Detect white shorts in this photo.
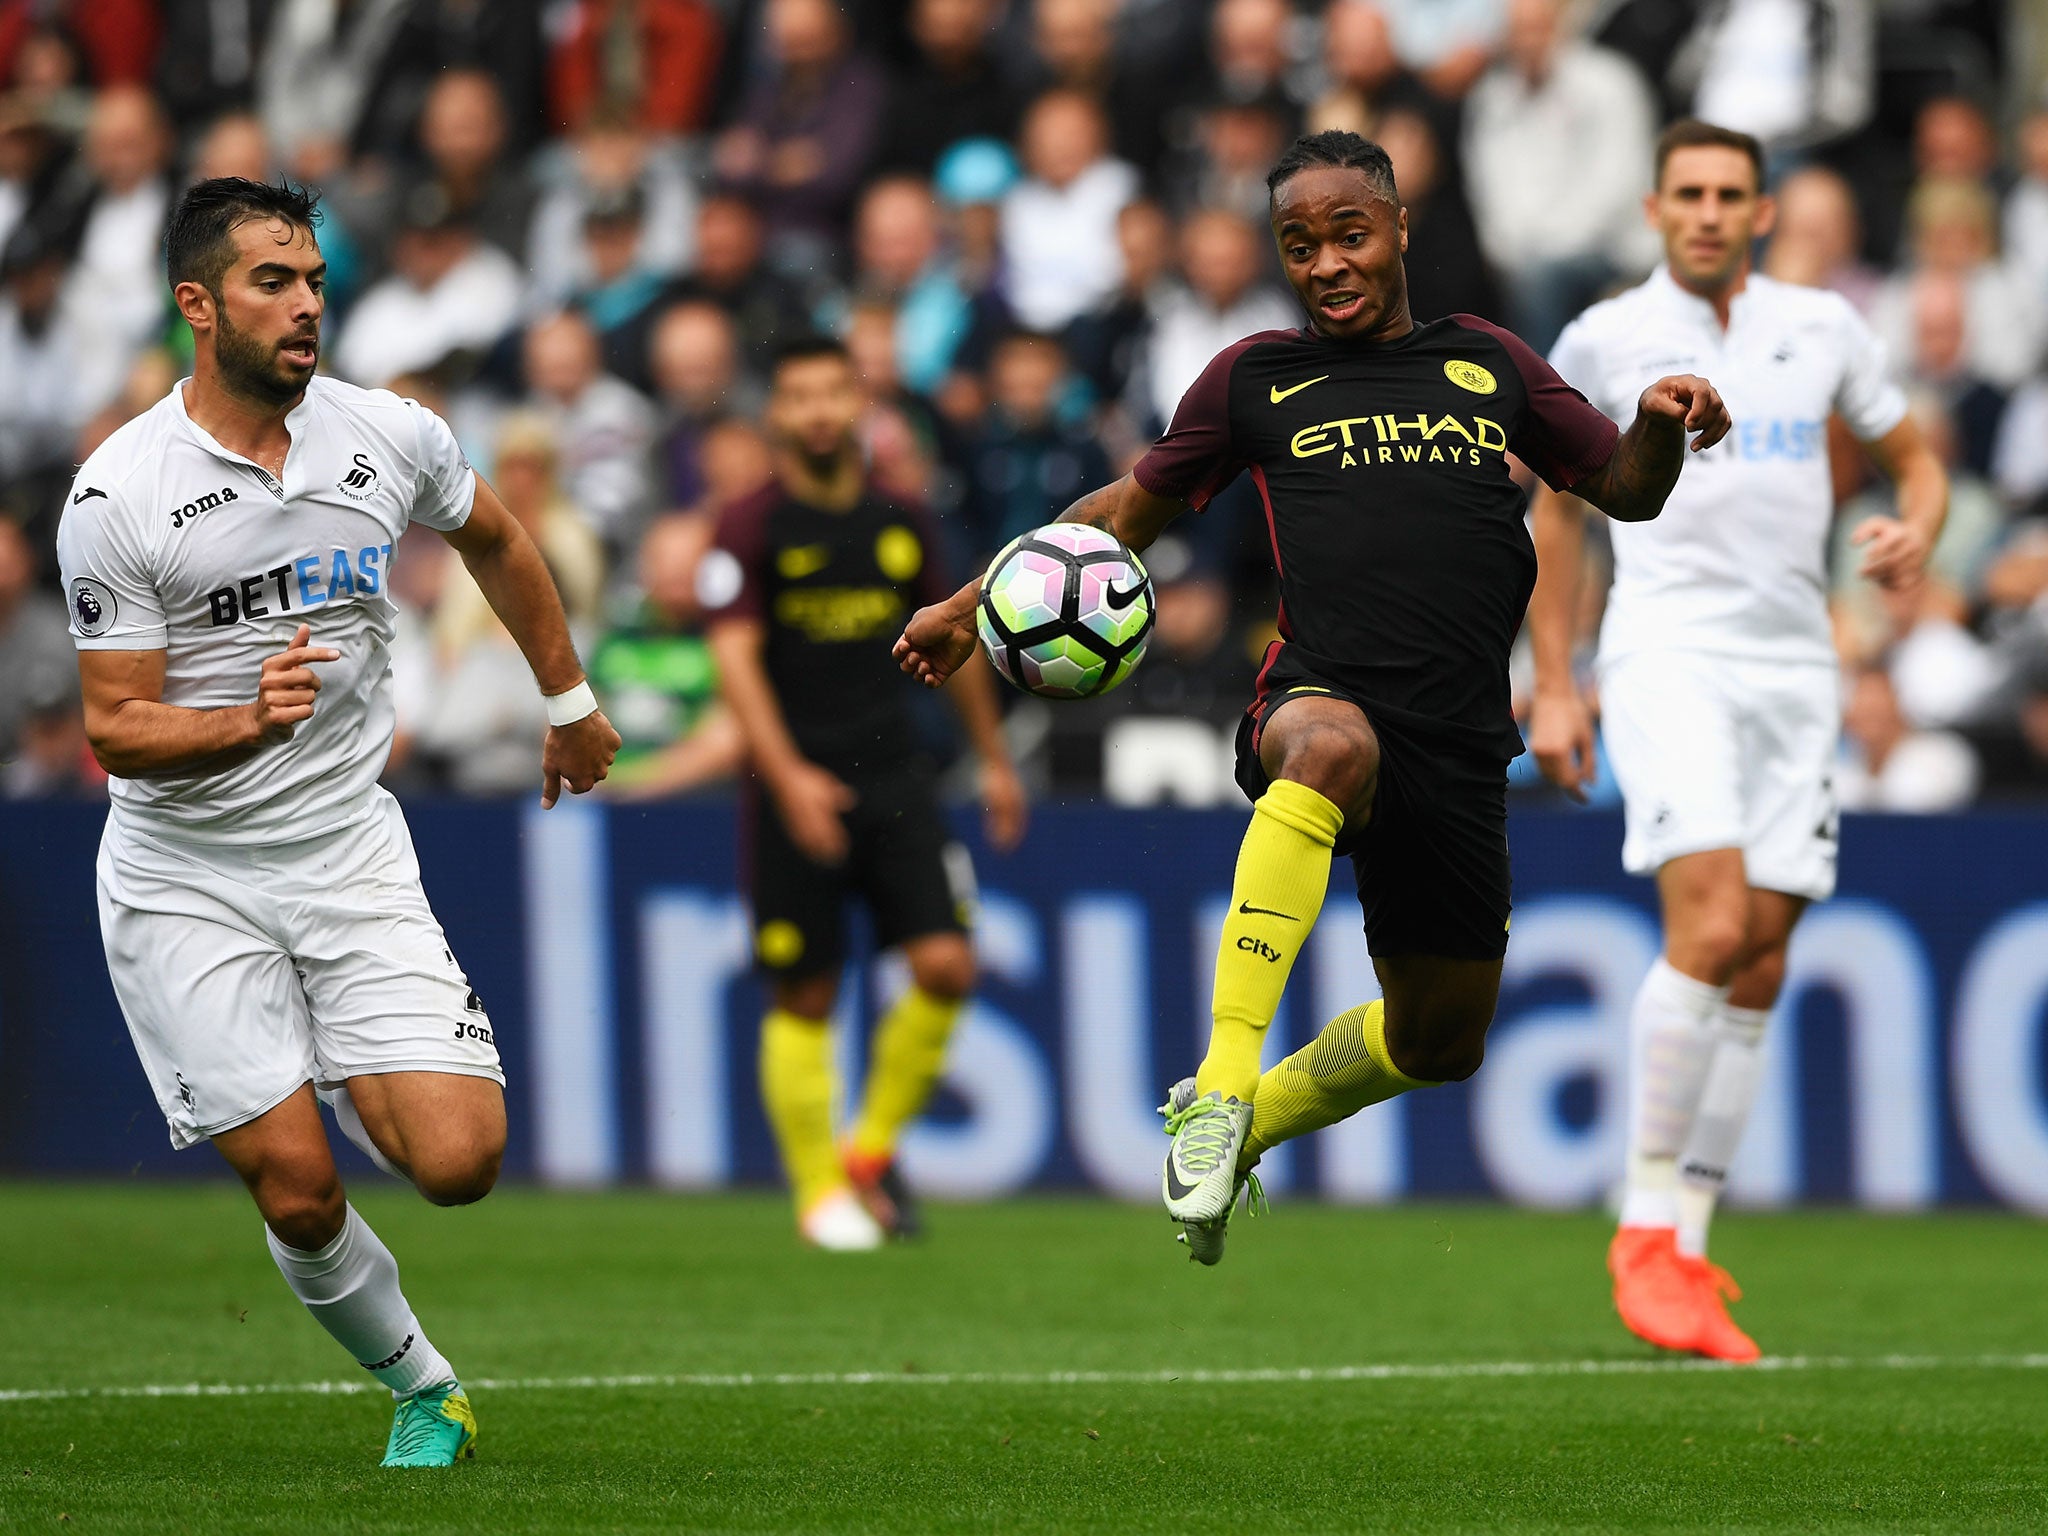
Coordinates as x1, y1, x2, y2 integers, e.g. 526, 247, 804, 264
96, 789, 504, 1150
1598, 651, 1841, 901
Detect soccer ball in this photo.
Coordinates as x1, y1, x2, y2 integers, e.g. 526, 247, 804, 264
976, 523, 1155, 699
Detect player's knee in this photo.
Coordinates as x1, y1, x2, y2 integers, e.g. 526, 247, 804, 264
259, 1168, 346, 1250
1735, 941, 1789, 1005
1384, 1007, 1491, 1083
908, 939, 975, 1000
412, 1146, 501, 1207
1667, 905, 1749, 983
1273, 722, 1379, 820
775, 973, 838, 1021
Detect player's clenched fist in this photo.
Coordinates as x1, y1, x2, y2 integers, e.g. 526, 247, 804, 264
250, 623, 340, 744
1639, 374, 1732, 452
541, 710, 623, 809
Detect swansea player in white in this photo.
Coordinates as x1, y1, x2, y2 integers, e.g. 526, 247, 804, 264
1529, 122, 1947, 1361
57, 179, 620, 1464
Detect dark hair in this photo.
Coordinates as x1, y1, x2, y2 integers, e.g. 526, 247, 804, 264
164, 177, 322, 297
1265, 130, 1399, 208
1653, 119, 1766, 192
770, 334, 854, 376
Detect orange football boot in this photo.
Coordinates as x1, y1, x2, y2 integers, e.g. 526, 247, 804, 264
1608, 1226, 1701, 1352
1682, 1256, 1761, 1363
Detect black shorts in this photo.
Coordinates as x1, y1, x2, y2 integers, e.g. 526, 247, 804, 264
1234, 649, 1512, 961
745, 764, 974, 980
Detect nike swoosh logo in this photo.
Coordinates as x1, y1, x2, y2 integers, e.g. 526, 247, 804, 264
1105, 580, 1146, 610
1238, 900, 1299, 921
1164, 1162, 1201, 1202
72, 487, 106, 504
1269, 375, 1329, 404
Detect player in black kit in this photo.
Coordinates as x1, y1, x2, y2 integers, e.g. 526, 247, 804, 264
704, 337, 1025, 1250
895, 131, 1731, 1264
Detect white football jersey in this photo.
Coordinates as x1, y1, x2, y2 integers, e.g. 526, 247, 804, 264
1550, 266, 1907, 665
56, 376, 475, 843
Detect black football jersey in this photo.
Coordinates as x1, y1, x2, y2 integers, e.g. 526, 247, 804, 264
1134, 315, 1619, 758
705, 482, 951, 775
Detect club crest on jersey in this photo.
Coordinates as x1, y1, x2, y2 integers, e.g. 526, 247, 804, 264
337, 452, 379, 501
1444, 359, 1497, 394
70, 577, 118, 636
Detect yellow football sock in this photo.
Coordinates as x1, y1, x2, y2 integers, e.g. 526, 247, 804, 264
759, 1009, 844, 1214
1245, 1000, 1436, 1160
850, 984, 964, 1161
1195, 779, 1346, 1102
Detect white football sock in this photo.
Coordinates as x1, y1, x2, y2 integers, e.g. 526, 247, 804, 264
1618, 958, 1729, 1230
267, 1204, 453, 1398
1676, 1003, 1770, 1258
317, 1086, 407, 1183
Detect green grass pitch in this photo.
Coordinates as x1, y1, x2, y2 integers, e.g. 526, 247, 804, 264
2, 1183, 2044, 1533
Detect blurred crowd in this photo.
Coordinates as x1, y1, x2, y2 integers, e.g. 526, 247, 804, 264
0, 0, 2043, 811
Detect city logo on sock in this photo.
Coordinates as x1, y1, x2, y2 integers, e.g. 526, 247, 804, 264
1236, 935, 1284, 963
1681, 1158, 1728, 1186
1237, 900, 1298, 921
361, 1334, 415, 1372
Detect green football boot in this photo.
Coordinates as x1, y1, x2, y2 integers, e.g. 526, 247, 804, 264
380, 1381, 477, 1468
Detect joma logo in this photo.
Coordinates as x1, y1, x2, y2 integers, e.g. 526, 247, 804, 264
169, 486, 237, 530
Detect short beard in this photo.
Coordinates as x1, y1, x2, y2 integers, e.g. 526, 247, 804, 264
793, 438, 855, 481
214, 303, 306, 407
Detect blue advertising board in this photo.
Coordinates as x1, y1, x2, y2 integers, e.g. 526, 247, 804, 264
3, 799, 2046, 1210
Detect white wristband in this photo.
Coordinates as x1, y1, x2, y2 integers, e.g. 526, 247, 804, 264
544, 680, 599, 728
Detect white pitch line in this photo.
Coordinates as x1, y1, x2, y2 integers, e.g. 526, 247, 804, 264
4, 1353, 2047, 1406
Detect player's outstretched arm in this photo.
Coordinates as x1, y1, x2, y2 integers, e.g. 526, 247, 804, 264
441, 476, 621, 808
1851, 416, 1949, 591
1573, 374, 1732, 523
708, 616, 856, 864
893, 474, 1186, 689
1525, 485, 1599, 802
79, 624, 340, 778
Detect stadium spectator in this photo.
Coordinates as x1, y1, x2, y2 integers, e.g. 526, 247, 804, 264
0, 228, 88, 513
1463, 0, 1659, 352
1678, 0, 1875, 153
1914, 94, 2000, 190
548, 0, 723, 136
561, 180, 674, 385
648, 300, 744, 513
0, 514, 72, 765
1141, 208, 1296, 435
59, 85, 174, 419
333, 184, 522, 388
657, 192, 812, 377
1379, 0, 1504, 98
520, 309, 658, 550
0, 1, 159, 91
1837, 663, 1980, 811
844, 297, 948, 505
1000, 89, 1138, 333
848, 175, 978, 397
963, 330, 1110, 555
155, 1, 275, 131
875, 0, 1021, 176
527, 117, 695, 314
591, 511, 743, 799
1168, 94, 1296, 225
1306, 2, 1446, 137
188, 111, 275, 183
2003, 107, 2048, 302
364, 0, 550, 160
1375, 106, 1497, 323
1017, 0, 1176, 179
407, 69, 534, 265
712, 0, 886, 257
419, 412, 608, 793
1761, 165, 1883, 313
1207, 0, 1302, 110
255, 0, 417, 179
1066, 197, 1175, 409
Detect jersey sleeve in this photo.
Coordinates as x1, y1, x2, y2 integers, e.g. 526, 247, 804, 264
697, 489, 773, 624
405, 397, 477, 531
1132, 335, 1262, 510
56, 479, 168, 651
1829, 297, 1910, 443
1455, 314, 1620, 491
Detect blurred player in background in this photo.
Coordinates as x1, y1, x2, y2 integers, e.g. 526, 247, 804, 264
56, 179, 619, 1464
1530, 121, 1947, 1360
701, 338, 1026, 1251
897, 130, 1728, 1265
